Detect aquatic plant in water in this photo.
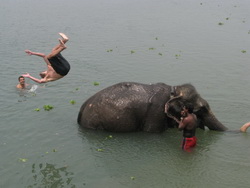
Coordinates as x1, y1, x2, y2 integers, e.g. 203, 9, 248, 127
19, 158, 28, 162
93, 82, 100, 86
70, 100, 76, 105
43, 105, 54, 111
175, 54, 181, 59
105, 135, 113, 140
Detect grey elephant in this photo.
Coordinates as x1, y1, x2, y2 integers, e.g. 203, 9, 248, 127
77, 82, 228, 132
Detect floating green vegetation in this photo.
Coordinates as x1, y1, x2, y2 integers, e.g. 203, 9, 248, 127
218, 22, 224, 25
70, 100, 76, 105
149, 47, 155, 50
241, 50, 246, 53
34, 108, 40, 112
225, 17, 229, 20
175, 54, 181, 59
131, 50, 135, 54
19, 158, 28, 162
107, 49, 113, 52
71, 87, 80, 93
105, 135, 113, 140
158, 53, 163, 56
155, 37, 158, 40
248, 30, 250, 34
97, 149, 104, 152
93, 81, 100, 86
43, 105, 54, 111
130, 177, 135, 180
108, 135, 113, 139
52, 149, 57, 152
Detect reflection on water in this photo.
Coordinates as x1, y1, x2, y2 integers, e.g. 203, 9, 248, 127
27, 163, 76, 188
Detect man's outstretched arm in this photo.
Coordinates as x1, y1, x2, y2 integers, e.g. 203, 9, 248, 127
25, 50, 46, 57
22, 73, 47, 83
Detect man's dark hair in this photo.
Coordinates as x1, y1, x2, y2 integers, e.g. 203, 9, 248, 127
183, 103, 194, 113
18, 76, 24, 81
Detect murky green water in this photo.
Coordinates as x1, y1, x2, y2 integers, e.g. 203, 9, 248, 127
1, 0, 250, 187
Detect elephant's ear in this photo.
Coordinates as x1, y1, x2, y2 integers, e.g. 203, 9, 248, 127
194, 98, 210, 114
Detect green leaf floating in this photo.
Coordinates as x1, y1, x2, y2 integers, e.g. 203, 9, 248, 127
19, 158, 28, 162
43, 105, 54, 111
93, 82, 100, 86
70, 100, 76, 105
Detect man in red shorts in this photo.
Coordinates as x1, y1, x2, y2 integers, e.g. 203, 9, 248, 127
178, 103, 197, 151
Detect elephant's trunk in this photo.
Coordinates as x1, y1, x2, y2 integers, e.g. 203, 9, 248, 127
201, 110, 228, 131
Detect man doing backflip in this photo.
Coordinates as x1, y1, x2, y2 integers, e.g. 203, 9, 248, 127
22, 33, 70, 83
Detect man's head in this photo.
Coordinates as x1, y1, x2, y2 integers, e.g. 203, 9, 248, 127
18, 76, 25, 84
39, 72, 46, 78
182, 103, 194, 114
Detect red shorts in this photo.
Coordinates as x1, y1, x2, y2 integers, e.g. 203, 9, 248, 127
182, 136, 197, 151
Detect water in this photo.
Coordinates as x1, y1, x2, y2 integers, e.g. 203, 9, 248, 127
1, 0, 250, 187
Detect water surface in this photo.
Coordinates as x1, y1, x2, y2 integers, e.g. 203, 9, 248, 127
1, 0, 250, 187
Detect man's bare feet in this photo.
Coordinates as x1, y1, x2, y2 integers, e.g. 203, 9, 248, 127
58, 39, 67, 49
59, 33, 69, 43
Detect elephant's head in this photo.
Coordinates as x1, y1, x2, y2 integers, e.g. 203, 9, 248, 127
165, 84, 228, 131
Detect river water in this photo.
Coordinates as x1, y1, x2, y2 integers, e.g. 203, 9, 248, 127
1, 0, 250, 187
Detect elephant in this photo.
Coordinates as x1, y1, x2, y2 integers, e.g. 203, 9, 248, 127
77, 82, 228, 132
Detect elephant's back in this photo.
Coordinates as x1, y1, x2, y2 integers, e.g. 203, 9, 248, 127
99, 82, 171, 94
79, 81, 171, 113
95, 82, 171, 102
78, 82, 172, 131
